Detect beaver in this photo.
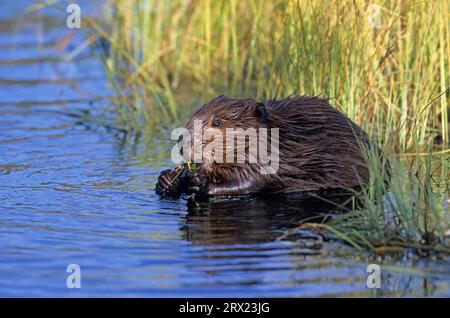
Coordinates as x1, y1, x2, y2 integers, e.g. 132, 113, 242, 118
156, 95, 378, 198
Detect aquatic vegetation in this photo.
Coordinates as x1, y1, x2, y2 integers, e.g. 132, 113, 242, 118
92, 0, 448, 151
90, 0, 450, 253
302, 148, 450, 254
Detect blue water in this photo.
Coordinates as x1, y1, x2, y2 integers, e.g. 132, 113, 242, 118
0, 1, 449, 297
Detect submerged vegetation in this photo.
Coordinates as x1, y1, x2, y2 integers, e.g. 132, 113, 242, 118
88, 0, 450, 253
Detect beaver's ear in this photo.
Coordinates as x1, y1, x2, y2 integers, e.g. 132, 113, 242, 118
254, 102, 268, 123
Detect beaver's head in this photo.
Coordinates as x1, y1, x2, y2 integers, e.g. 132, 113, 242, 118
183, 95, 268, 166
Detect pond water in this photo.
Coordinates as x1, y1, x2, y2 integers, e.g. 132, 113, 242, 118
0, 1, 449, 297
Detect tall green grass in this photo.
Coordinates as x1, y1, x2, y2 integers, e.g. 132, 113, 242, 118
90, 0, 450, 252
311, 146, 449, 254
92, 0, 449, 152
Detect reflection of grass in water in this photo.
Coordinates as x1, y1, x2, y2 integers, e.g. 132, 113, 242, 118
89, 1, 449, 253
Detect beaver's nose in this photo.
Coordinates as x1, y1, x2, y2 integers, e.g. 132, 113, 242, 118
180, 148, 194, 162
177, 139, 194, 162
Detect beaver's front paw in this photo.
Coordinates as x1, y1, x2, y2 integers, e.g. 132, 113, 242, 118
186, 172, 208, 196
155, 168, 182, 197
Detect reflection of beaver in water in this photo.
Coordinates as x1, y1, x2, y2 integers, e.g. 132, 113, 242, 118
182, 195, 338, 245
156, 95, 380, 198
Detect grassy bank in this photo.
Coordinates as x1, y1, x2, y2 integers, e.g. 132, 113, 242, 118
298, 150, 449, 254
92, 0, 449, 150
89, 0, 450, 253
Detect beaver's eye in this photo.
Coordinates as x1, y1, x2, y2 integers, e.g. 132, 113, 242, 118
212, 120, 221, 128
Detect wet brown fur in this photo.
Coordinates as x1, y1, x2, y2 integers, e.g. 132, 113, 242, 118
180, 95, 371, 196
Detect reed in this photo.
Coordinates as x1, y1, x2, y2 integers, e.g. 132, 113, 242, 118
319, 144, 450, 254
91, 0, 450, 252
93, 0, 449, 152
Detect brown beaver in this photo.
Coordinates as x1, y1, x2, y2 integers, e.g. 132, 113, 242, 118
156, 95, 377, 198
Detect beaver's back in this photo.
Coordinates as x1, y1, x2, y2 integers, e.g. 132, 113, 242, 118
263, 96, 370, 192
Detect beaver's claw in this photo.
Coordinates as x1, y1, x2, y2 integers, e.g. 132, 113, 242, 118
157, 169, 173, 189
155, 169, 182, 197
